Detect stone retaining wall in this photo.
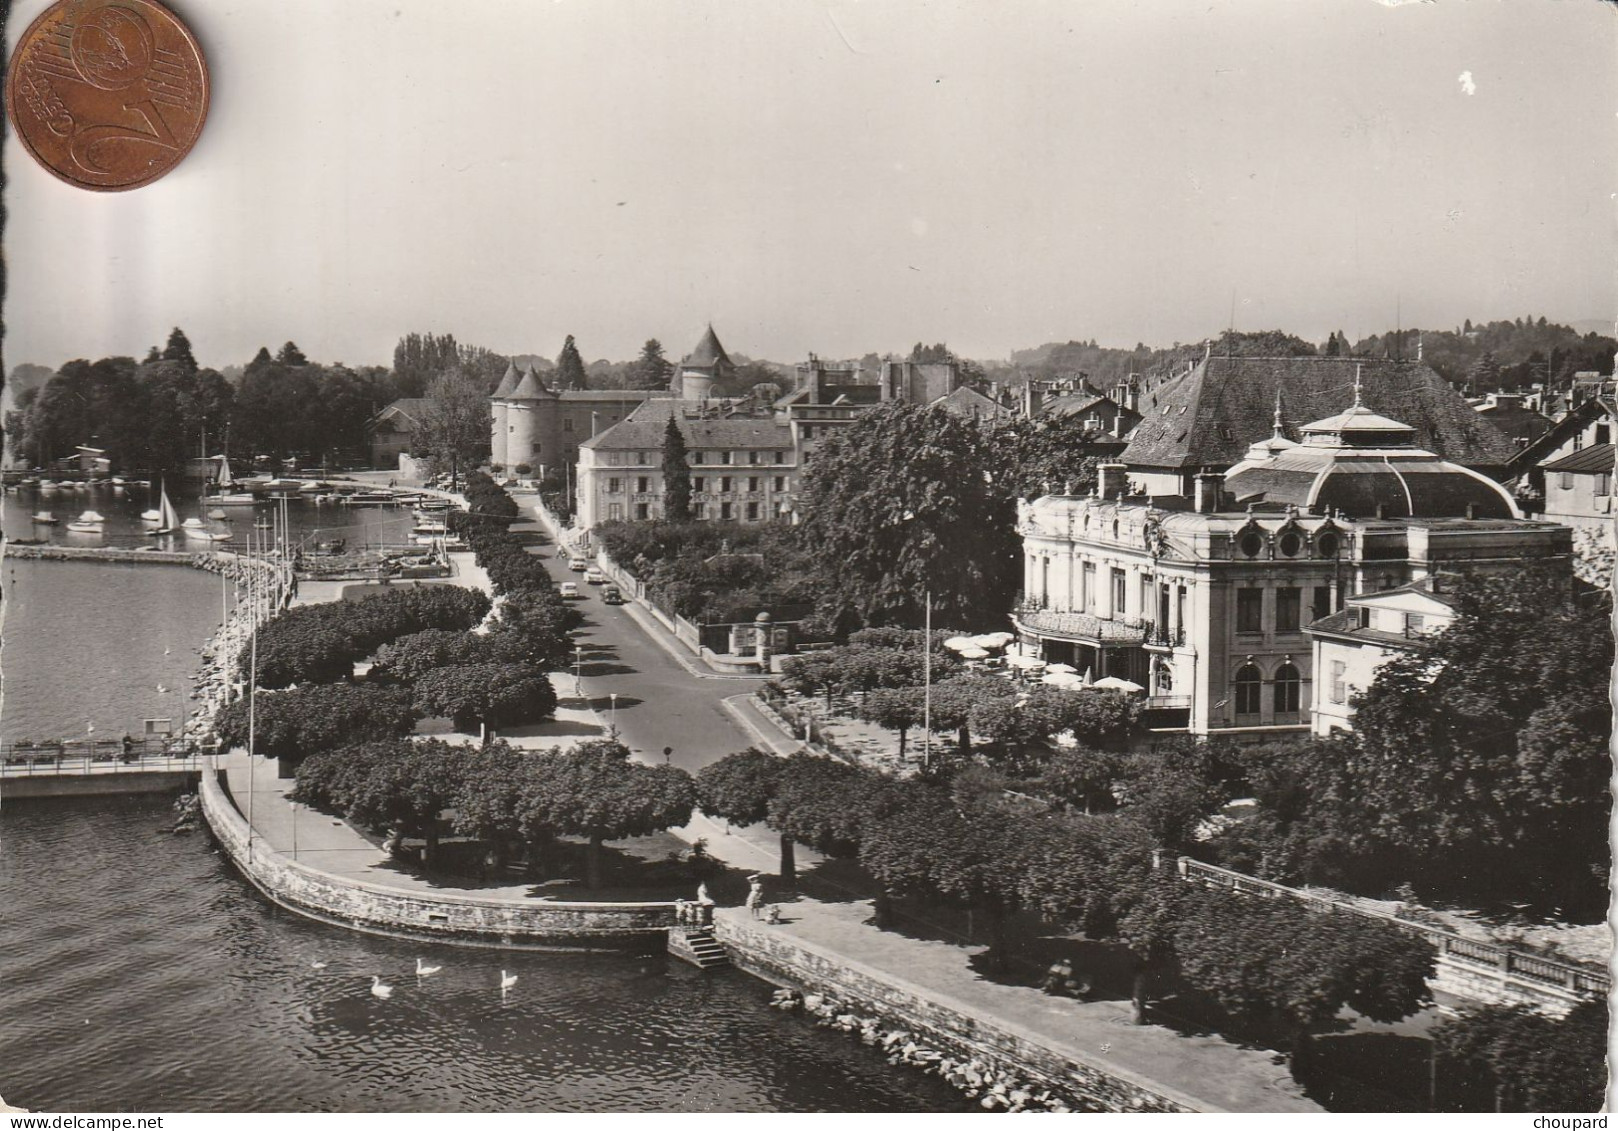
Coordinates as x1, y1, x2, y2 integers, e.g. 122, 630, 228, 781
3, 770, 199, 798
199, 766, 677, 949
714, 914, 1206, 1113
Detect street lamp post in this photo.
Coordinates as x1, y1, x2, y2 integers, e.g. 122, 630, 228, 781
609, 693, 618, 739
574, 646, 584, 696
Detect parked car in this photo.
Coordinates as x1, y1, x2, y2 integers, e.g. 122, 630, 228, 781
584, 568, 607, 585
559, 581, 584, 600
567, 557, 588, 572
601, 585, 625, 605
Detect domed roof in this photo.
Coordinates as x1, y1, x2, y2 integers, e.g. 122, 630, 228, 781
1225, 389, 1518, 520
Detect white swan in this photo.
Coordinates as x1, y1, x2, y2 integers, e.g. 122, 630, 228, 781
416, 958, 442, 977
500, 970, 518, 990
370, 975, 393, 999
310, 960, 328, 970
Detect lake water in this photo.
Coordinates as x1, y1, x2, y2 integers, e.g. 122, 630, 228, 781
0, 491, 960, 1113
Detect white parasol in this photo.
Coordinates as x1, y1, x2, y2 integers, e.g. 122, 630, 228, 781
1043, 662, 1078, 674
1092, 676, 1144, 693
943, 636, 976, 652
958, 646, 990, 660
1042, 671, 1084, 688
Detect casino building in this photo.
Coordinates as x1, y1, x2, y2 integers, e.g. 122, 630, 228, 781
1014, 367, 1571, 739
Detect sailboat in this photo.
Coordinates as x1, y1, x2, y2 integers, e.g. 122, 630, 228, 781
148, 483, 183, 536
210, 456, 257, 506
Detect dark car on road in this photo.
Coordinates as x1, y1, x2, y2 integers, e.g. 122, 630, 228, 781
601, 585, 626, 605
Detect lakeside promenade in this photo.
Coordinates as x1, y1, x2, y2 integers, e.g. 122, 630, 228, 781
206, 494, 1320, 1114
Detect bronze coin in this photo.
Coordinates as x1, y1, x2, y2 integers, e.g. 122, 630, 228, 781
6, 0, 209, 191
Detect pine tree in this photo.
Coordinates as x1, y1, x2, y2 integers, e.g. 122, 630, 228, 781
661, 415, 692, 522
246, 346, 274, 374
277, 341, 309, 366
1323, 332, 1340, 357
555, 335, 587, 391
633, 339, 673, 391
163, 327, 198, 374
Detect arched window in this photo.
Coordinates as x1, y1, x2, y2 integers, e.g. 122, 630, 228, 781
1273, 663, 1301, 716
1234, 664, 1263, 718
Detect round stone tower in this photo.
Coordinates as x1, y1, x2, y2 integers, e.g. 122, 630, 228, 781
676, 324, 734, 401
489, 361, 521, 469
504, 365, 548, 471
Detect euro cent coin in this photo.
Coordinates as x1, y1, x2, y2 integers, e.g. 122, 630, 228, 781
6, 0, 209, 191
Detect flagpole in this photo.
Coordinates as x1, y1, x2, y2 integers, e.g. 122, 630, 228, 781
247, 521, 257, 866
922, 588, 932, 768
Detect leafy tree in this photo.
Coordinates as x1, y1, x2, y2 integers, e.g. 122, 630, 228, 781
371, 628, 497, 683
1350, 578, 1611, 914
797, 401, 1022, 629
216, 683, 417, 768
414, 367, 491, 488
335, 738, 468, 862
554, 335, 587, 391
392, 332, 462, 398
1173, 889, 1433, 1078
661, 415, 692, 522
412, 661, 556, 733
766, 751, 874, 859
1112, 746, 1229, 853
449, 741, 533, 867
633, 339, 673, 391
276, 341, 309, 366
162, 327, 199, 374
1432, 1000, 1608, 1112
695, 749, 796, 879
519, 742, 696, 888
857, 688, 925, 759
1037, 744, 1125, 814
994, 414, 1107, 500
858, 782, 1029, 962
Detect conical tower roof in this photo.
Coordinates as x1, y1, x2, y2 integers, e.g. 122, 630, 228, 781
491, 361, 521, 399
509, 365, 550, 400
682, 324, 732, 368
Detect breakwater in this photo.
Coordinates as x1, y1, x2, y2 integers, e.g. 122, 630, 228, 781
198, 767, 678, 948
4, 544, 197, 564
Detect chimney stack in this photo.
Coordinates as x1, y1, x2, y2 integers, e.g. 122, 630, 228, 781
1194, 470, 1224, 513
1096, 462, 1127, 499
1023, 382, 1044, 418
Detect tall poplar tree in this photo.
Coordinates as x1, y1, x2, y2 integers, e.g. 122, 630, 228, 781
555, 335, 587, 391
661, 415, 692, 522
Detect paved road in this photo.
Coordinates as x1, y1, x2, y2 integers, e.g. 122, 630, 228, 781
513, 513, 768, 778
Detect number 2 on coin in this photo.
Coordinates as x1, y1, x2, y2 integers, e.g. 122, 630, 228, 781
69, 98, 179, 174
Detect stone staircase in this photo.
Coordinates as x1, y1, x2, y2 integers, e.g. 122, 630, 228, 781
668, 925, 730, 970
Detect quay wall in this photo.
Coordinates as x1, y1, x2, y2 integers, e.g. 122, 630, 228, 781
199, 766, 678, 949
3, 770, 198, 798
714, 913, 1204, 1114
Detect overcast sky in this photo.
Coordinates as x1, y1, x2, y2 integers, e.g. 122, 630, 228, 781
4, 0, 1614, 373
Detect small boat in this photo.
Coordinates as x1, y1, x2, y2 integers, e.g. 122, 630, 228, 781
141, 509, 163, 523
207, 508, 230, 521
38, 480, 58, 490
66, 512, 104, 534
148, 483, 183, 536
31, 511, 58, 525
212, 493, 258, 506
183, 525, 231, 542
298, 480, 327, 493
111, 477, 127, 487
75, 510, 105, 525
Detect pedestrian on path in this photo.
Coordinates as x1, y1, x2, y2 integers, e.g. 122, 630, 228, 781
746, 874, 765, 919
